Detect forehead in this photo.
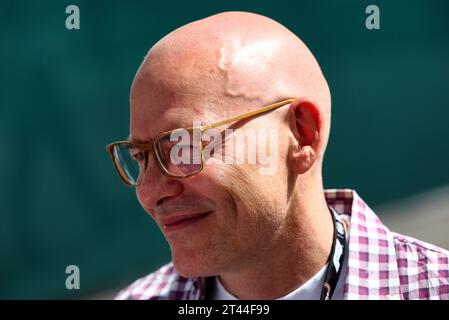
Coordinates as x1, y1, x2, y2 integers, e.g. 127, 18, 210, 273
129, 93, 222, 144
128, 46, 233, 143
127, 34, 275, 143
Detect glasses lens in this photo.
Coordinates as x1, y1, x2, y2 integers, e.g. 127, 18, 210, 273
112, 144, 148, 186
155, 129, 202, 177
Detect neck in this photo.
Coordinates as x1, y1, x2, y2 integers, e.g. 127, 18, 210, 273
217, 181, 333, 300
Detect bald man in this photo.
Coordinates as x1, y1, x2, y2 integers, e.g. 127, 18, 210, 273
108, 12, 449, 300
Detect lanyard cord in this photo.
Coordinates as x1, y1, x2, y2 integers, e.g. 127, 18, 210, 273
320, 206, 346, 300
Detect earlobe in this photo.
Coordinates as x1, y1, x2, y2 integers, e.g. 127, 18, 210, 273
290, 145, 317, 175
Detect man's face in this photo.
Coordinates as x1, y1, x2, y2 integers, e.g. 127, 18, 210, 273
129, 61, 290, 277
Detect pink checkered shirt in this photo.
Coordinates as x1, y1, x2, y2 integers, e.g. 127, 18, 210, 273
115, 189, 449, 300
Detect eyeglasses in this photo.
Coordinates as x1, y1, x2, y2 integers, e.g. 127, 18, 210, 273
106, 98, 295, 186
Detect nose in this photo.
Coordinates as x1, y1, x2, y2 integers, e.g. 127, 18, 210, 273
136, 153, 184, 214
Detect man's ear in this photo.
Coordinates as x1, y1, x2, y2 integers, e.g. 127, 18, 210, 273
287, 98, 323, 175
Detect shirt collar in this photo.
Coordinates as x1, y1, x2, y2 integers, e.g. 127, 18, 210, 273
210, 264, 329, 300
325, 189, 402, 299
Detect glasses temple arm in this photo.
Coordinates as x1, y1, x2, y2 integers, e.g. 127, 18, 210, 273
201, 98, 295, 131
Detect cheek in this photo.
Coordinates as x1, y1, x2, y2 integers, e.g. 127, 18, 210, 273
188, 169, 239, 223
199, 164, 276, 233
172, 164, 285, 273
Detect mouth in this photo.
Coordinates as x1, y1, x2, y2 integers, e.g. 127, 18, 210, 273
159, 211, 213, 234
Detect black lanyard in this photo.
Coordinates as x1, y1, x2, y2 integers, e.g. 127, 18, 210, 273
320, 206, 346, 300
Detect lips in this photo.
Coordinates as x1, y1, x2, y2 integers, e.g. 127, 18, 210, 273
158, 211, 213, 233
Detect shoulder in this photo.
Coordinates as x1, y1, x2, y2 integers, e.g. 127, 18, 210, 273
392, 232, 449, 299
115, 262, 203, 300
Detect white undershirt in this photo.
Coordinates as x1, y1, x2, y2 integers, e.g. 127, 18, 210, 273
212, 264, 328, 300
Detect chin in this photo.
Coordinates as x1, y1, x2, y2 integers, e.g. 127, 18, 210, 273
171, 247, 219, 278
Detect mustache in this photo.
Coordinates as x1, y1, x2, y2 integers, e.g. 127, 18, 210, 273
151, 195, 215, 216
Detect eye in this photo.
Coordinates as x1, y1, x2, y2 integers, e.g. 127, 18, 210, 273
130, 150, 148, 164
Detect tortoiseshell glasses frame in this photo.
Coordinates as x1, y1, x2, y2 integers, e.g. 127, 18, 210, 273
106, 98, 295, 186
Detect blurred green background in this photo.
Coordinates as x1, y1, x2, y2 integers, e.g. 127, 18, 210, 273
1, 0, 448, 299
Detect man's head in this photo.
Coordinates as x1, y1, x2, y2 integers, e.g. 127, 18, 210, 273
129, 11, 331, 277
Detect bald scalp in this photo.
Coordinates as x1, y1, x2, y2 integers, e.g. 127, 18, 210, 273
132, 11, 331, 157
